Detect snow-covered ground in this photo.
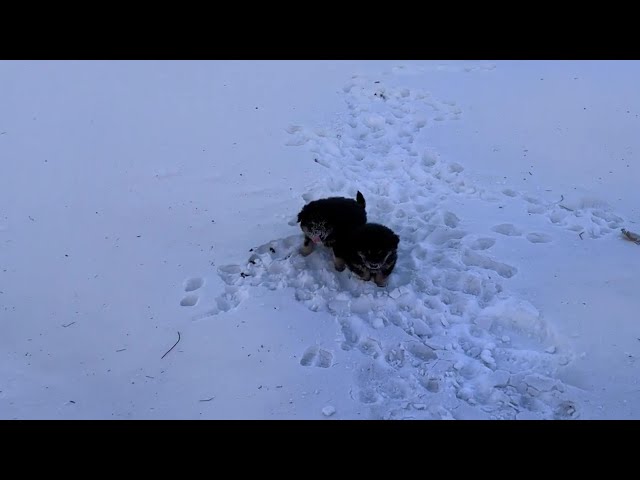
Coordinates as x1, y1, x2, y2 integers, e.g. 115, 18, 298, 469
1, 60, 639, 419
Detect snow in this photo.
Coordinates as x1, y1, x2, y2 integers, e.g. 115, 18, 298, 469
1, 60, 639, 419
321, 405, 336, 417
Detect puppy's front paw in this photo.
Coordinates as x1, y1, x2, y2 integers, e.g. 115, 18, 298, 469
333, 256, 346, 272
374, 272, 388, 287
359, 270, 372, 281
300, 244, 314, 257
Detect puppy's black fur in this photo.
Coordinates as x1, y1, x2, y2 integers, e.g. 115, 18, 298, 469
333, 223, 399, 287
297, 191, 366, 256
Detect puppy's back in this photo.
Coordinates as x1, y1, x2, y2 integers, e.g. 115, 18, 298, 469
335, 222, 399, 255
298, 193, 367, 228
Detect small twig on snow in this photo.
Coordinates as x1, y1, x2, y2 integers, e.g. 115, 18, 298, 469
161, 331, 181, 359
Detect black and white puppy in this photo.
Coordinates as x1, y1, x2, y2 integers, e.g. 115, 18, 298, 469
333, 223, 399, 287
296, 191, 367, 256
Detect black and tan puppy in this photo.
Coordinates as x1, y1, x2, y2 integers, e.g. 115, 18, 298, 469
333, 223, 399, 287
297, 191, 367, 256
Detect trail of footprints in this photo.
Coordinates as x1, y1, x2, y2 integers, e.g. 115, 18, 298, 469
501, 189, 624, 239
490, 223, 552, 244
189, 70, 626, 418
300, 346, 333, 368
180, 277, 204, 307
209, 212, 576, 418
179, 275, 247, 318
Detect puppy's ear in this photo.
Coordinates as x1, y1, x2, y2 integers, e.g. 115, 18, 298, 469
296, 204, 309, 224
356, 191, 366, 208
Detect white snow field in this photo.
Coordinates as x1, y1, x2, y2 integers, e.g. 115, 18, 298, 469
1, 60, 639, 419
